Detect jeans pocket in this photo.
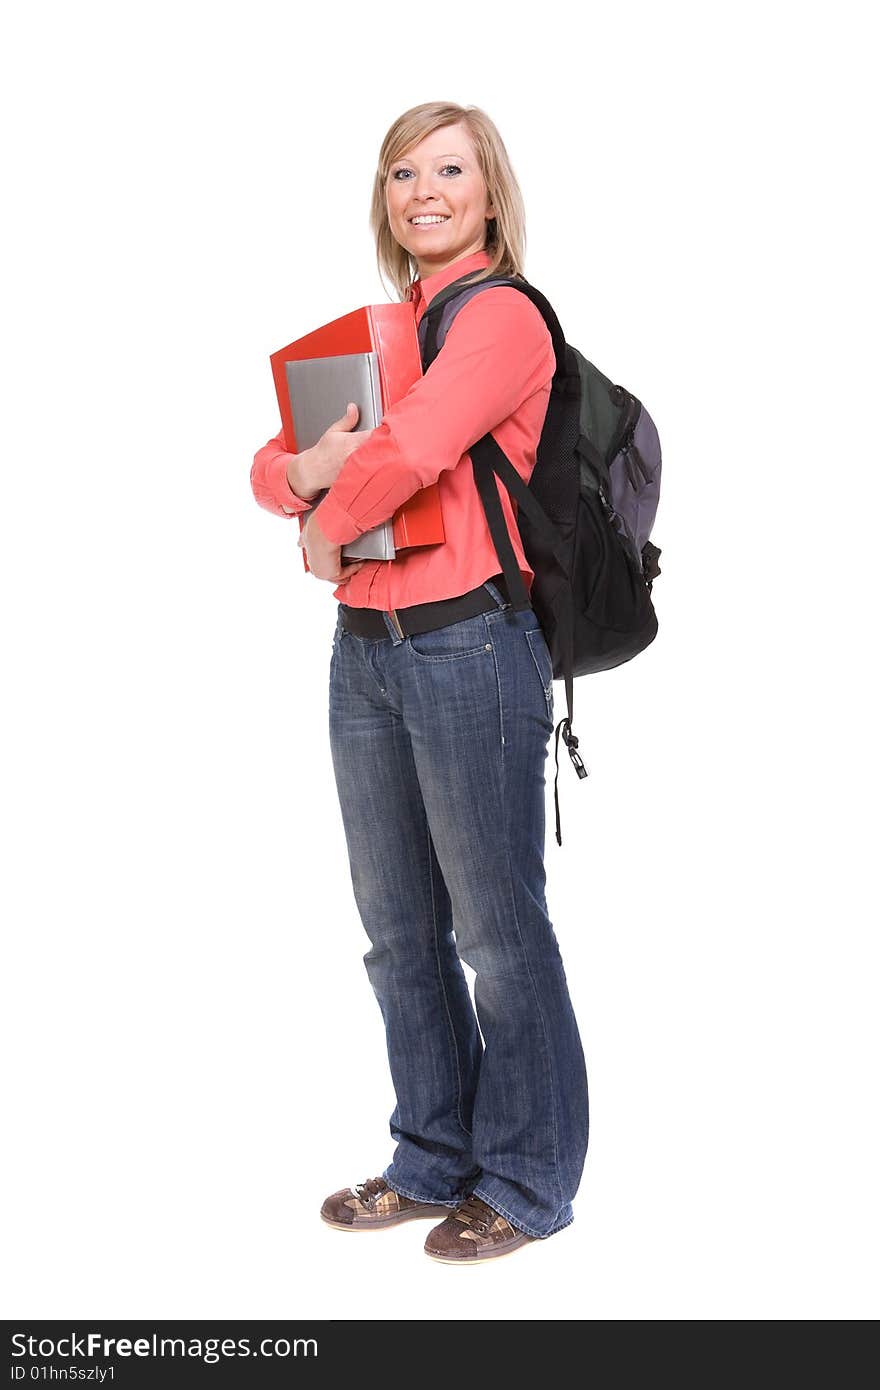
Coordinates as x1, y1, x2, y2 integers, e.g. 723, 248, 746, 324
525, 627, 554, 722
408, 614, 492, 662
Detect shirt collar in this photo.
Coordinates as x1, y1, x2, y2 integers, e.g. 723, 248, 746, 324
407, 249, 493, 317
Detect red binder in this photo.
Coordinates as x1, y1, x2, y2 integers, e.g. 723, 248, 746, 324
270, 301, 445, 572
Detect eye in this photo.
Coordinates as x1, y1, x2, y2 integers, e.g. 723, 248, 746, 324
391, 164, 463, 180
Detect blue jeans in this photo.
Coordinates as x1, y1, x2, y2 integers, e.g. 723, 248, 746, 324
327, 579, 589, 1238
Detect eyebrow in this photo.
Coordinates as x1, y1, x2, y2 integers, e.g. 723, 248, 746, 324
392, 153, 467, 165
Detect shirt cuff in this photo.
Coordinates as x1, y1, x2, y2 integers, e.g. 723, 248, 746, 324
268, 449, 314, 515
312, 491, 365, 546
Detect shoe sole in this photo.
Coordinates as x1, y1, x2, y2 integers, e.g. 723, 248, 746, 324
424, 1233, 536, 1263
321, 1204, 449, 1231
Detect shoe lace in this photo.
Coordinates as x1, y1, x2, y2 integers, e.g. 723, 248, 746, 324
353, 1176, 387, 1207
453, 1194, 496, 1235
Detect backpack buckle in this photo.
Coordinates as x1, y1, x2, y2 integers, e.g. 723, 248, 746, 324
561, 720, 589, 779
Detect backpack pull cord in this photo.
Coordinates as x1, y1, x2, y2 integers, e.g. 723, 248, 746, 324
553, 584, 587, 844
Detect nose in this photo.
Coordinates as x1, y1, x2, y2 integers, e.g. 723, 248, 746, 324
411, 170, 440, 201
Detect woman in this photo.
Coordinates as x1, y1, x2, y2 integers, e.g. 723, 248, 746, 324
250, 102, 589, 1265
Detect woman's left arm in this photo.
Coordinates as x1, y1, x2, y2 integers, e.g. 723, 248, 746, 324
250, 427, 317, 518
313, 288, 556, 546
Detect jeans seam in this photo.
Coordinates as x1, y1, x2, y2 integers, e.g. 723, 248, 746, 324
525, 628, 554, 724
426, 822, 472, 1140
496, 668, 564, 1210
483, 614, 506, 751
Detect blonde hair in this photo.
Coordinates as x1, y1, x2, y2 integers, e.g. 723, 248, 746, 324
370, 102, 527, 301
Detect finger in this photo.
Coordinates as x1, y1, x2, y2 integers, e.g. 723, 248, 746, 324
330, 402, 359, 432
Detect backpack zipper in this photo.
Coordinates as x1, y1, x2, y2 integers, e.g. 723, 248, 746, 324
609, 385, 639, 450
622, 438, 651, 488
610, 385, 650, 486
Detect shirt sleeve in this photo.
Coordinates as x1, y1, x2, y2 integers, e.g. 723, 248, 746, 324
313, 287, 556, 546
250, 426, 316, 518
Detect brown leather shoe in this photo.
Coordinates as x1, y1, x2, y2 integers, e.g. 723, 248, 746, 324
423, 1194, 536, 1263
320, 1175, 449, 1231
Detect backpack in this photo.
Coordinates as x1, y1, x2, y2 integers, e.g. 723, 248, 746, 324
418, 271, 662, 846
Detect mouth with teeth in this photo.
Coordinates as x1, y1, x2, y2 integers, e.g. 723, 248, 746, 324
409, 215, 451, 228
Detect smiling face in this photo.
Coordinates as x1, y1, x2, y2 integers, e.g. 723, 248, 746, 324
385, 122, 496, 279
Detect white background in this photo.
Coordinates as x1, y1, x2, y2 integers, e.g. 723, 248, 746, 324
2, 0, 877, 1321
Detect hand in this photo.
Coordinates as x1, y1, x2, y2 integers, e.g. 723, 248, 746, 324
290, 402, 372, 497
298, 508, 366, 586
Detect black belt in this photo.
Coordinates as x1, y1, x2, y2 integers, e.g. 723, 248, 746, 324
338, 572, 512, 639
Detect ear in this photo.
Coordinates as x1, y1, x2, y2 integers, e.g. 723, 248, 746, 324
485, 200, 496, 221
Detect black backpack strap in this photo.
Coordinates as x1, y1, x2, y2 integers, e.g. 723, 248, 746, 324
469, 431, 568, 598
419, 273, 516, 369
470, 438, 530, 611
419, 272, 570, 378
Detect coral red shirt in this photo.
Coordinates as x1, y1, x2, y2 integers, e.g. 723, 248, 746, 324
250, 248, 555, 609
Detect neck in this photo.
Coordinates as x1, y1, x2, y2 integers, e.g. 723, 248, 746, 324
415, 242, 489, 280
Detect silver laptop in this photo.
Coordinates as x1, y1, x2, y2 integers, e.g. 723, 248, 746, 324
285, 351, 394, 560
